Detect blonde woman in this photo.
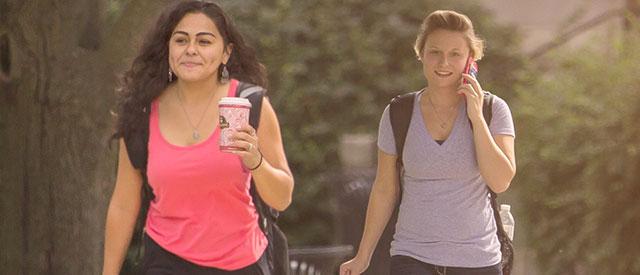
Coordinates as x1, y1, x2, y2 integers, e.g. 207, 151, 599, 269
340, 10, 515, 275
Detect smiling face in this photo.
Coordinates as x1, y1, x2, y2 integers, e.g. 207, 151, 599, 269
168, 12, 231, 83
421, 29, 471, 89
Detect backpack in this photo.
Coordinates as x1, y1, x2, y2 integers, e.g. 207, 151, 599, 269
122, 81, 289, 275
387, 90, 514, 275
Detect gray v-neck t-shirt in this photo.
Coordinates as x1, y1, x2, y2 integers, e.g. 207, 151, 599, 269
377, 91, 515, 268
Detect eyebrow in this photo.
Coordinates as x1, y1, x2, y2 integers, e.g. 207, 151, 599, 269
171, 31, 216, 38
426, 46, 462, 51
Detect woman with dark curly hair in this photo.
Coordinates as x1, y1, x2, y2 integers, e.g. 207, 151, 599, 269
102, 1, 293, 275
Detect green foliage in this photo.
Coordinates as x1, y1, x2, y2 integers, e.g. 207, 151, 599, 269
106, 0, 128, 25
222, 0, 527, 245
513, 38, 640, 274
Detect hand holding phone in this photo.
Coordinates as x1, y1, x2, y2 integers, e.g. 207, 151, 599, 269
463, 57, 478, 84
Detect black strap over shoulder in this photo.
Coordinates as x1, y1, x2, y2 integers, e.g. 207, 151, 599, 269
482, 91, 493, 125
236, 82, 265, 130
234, 83, 280, 223
235, 83, 289, 275
124, 106, 151, 172
389, 90, 419, 168
482, 92, 514, 275
123, 105, 154, 203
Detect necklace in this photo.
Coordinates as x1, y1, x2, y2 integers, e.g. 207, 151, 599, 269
175, 86, 216, 140
427, 92, 457, 129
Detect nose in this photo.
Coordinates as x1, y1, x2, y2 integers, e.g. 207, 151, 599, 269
185, 41, 198, 56
438, 54, 449, 66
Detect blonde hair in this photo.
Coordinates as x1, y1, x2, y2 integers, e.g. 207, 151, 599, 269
414, 10, 485, 61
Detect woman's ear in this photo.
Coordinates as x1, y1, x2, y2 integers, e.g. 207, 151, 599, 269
224, 43, 234, 63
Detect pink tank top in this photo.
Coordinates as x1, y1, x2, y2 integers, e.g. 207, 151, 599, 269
145, 79, 268, 270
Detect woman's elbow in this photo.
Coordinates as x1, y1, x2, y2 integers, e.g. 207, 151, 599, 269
491, 182, 511, 194
273, 179, 294, 211
490, 172, 515, 194
273, 198, 292, 212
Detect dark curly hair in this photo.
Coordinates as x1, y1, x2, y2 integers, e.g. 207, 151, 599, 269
113, 0, 267, 140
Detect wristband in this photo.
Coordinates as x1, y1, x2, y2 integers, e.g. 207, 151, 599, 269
248, 151, 263, 171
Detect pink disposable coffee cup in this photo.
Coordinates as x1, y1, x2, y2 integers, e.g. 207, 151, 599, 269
219, 97, 251, 151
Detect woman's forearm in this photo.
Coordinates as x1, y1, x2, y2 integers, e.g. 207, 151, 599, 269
102, 204, 139, 275
355, 178, 399, 260
472, 118, 516, 193
251, 161, 294, 211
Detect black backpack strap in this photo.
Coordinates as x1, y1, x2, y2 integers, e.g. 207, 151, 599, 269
234, 82, 276, 221
469, 91, 494, 129
389, 91, 419, 167
482, 91, 494, 125
235, 82, 289, 274
372, 91, 418, 274
236, 82, 265, 130
388, 90, 420, 217
123, 105, 151, 171
122, 104, 154, 204
122, 104, 153, 267
481, 91, 514, 274
490, 190, 514, 275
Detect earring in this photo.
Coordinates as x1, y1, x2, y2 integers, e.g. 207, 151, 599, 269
220, 63, 229, 84
168, 70, 174, 82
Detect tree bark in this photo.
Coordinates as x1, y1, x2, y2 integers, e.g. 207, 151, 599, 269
0, 0, 169, 273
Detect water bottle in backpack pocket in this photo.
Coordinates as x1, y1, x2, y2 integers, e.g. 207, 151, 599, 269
499, 204, 515, 241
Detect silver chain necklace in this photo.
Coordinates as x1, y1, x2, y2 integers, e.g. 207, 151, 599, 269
428, 92, 457, 129
175, 86, 217, 140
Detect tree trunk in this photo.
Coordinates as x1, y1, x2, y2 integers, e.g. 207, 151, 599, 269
0, 0, 169, 273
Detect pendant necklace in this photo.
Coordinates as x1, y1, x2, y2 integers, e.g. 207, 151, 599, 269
428, 92, 457, 129
175, 86, 216, 140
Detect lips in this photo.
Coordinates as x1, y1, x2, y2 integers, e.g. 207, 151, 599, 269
434, 70, 453, 77
181, 62, 202, 68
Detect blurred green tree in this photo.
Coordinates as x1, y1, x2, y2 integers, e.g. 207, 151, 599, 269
514, 37, 640, 274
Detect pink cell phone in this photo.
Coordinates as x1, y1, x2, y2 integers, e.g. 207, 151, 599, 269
463, 57, 478, 84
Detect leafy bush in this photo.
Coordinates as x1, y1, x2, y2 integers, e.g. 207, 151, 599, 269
513, 37, 640, 274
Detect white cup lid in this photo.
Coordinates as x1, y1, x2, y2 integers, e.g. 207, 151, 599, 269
219, 97, 251, 107
500, 204, 511, 211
